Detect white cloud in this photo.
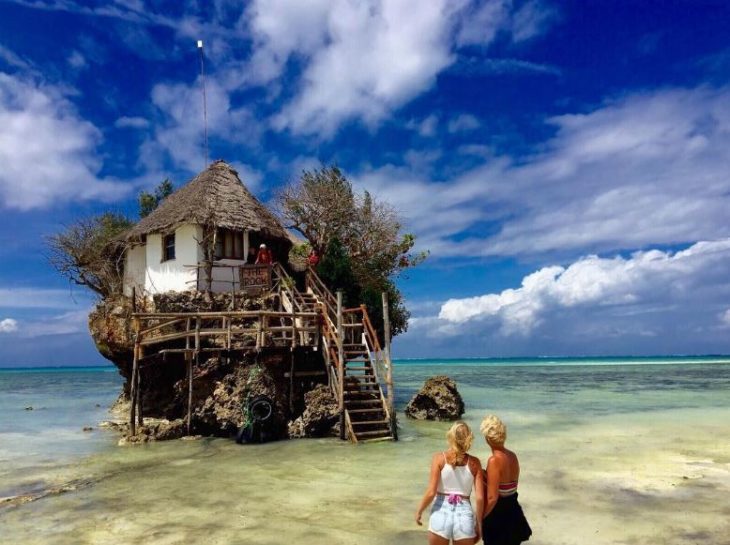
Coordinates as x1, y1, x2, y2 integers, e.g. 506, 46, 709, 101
230, 162, 263, 192
0, 73, 130, 210
114, 116, 149, 129
67, 50, 87, 69
720, 309, 730, 328
407, 114, 440, 137
19, 309, 90, 338
510, 0, 558, 42
448, 113, 481, 133
356, 85, 730, 259
0, 288, 90, 309
270, 0, 457, 136
0, 318, 18, 333
140, 77, 260, 172
439, 239, 730, 335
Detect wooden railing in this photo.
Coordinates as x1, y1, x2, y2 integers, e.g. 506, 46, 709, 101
128, 309, 320, 436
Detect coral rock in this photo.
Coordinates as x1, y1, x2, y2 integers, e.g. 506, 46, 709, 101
405, 376, 465, 421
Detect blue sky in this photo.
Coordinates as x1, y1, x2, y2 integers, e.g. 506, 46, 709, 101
1, 0, 730, 366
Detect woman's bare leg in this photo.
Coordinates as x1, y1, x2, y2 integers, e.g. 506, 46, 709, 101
428, 531, 450, 545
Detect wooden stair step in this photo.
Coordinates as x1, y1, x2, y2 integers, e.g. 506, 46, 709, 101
359, 436, 395, 444
347, 408, 385, 413
345, 399, 382, 405
350, 419, 389, 426
355, 430, 393, 438
344, 366, 372, 371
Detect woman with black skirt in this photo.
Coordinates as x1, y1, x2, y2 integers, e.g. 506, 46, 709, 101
479, 415, 532, 545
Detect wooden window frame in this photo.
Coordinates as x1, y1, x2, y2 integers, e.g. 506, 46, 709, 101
214, 229, 245, 260
162, 233, 176, 262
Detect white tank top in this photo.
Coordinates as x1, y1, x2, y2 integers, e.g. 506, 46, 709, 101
437, 452, 474, 496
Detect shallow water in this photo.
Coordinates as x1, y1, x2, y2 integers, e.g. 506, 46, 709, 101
1, 360, 729, 544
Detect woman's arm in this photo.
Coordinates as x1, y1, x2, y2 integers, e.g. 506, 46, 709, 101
415, 453, 442, 526
470, 456, 484, 540
483, 455, 500, 518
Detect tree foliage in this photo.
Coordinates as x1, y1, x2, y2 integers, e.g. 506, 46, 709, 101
46, 213, 134, 298
277, 166, 427, 338
139, 178, 174, 218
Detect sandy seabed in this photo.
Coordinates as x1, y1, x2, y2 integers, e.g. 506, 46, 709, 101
1, 362, 729, 544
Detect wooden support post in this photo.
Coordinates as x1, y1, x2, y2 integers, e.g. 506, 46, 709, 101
136, 349, 143, 427
195, 316, 201, 353
186, 351, 193, 436
290, 292, 297, 348
226, 316, 232, 350
382, 291, 396, 440
231, 265, 236, 310
337, 290, 345, 440
289, 351, 295, 413
129, 318, 140, 436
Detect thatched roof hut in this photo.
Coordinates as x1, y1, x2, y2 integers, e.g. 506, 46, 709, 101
125, 160, 290, 245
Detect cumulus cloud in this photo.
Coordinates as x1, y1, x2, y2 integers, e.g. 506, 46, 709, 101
720, 309, 730, 328
114, 116, 149, 129
244, 0, 553, 136
140, 77, 260, 173
356, 85, 730, 258
448, 113, 481, 133
66, 50, 87, 69
0, 73, 130, 210
0, 288, 85, 309
439, 239, 730, 335
0, 318, 18, 333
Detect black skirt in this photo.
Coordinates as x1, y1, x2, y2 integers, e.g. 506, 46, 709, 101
482, 493, 532, 545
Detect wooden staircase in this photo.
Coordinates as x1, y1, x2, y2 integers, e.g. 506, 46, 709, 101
283, 266, 397, 443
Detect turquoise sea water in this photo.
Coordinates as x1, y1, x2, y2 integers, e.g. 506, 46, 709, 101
1, 357, 730, 544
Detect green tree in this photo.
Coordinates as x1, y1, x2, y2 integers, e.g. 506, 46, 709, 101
139, 178, 174, 218
279, 166, 427, 338
47, 213, 134, 297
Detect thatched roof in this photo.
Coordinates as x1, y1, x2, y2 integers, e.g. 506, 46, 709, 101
125, 160, 290, 243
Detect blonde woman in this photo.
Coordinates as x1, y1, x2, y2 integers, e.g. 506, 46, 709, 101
415, 421, 484, 544
480, 415, 532, 545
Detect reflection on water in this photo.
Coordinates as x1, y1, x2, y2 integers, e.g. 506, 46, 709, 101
1, 361, 729, 544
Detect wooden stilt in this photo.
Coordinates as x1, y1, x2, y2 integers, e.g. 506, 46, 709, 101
136, 351, 143, 427
337, 291, 345, 440
186, 351, 193, 436
129, 318, 140, 436
289, 350, 295, 413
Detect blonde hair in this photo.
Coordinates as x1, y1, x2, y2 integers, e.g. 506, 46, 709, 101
480, 414, 507, 446
446, 421, 474, 464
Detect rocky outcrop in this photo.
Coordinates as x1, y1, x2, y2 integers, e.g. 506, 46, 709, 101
287, 385, 339, 438
405, 375, 465, 421
89, 291, 334, 442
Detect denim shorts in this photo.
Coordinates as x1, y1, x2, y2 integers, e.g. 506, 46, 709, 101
428, 495, 476, 541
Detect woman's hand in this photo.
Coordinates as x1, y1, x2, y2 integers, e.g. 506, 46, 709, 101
475, 519, 482, 541
415, 510, 423, 526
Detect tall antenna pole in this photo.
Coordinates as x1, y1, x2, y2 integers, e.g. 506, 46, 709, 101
197, 40, 209, 168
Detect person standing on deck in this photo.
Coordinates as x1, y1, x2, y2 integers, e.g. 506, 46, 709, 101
255, 243, 273, 265
415, 421, 484, 544
479, 415, 532, 545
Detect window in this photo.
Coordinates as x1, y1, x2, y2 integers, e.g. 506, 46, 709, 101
163, 233, 175, 261
214, 229, 245, 259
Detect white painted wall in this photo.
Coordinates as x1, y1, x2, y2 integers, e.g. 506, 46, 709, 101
123, 226, 257, 295
144, 224, 202, 294
123, 244, 147, 297
199, 230, 250, 292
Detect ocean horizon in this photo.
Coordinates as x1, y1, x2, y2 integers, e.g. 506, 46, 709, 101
2, 354, 730, 371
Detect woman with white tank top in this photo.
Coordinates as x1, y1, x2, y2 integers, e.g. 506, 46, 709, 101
415, 421, 484, 544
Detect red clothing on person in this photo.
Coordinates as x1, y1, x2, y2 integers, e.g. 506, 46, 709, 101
255, 248, 273, 265
307, 250, 320, 267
